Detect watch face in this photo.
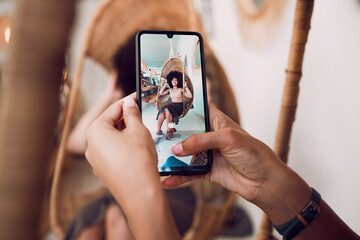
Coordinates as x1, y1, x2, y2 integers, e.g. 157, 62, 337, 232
304, 201, 320, 221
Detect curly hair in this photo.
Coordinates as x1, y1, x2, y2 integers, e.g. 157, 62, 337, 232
166, 71, 183, 88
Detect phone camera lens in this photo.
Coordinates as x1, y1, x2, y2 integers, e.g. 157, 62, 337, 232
167, 33, 173, 38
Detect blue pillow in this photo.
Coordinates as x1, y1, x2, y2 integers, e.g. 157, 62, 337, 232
162, 156, 189, 167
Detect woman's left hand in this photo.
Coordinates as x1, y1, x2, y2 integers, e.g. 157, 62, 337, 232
85, 93, 159, 207
85, 93, 180, 240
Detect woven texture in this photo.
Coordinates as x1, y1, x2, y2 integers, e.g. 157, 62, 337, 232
84, 0, 203, 71
256, 0, 315, 239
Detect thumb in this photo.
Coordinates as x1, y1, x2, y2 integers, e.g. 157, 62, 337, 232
122, 95, 142, 129
171, 129, 228, 157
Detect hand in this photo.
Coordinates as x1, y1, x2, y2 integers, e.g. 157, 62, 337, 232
85, 93, 180, 239
163, 105, 311, 225
85, 93, 159, 207
163, 105, 292, 203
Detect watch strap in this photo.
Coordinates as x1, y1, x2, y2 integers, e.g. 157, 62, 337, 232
274, 187, 321, 240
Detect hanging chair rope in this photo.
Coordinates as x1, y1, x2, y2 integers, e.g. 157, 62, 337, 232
169, 38, 174, 58
156, 37, 177, 109
256, 0, 315, 239
183, 58, 185, 114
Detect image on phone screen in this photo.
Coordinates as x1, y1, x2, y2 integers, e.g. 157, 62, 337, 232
137, 31, 211, 175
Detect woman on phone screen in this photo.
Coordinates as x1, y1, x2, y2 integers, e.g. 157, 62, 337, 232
156, 71, 192, 140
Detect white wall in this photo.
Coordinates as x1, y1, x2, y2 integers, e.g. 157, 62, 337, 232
211, 0, 360, 237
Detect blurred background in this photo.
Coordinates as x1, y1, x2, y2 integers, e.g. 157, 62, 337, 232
0, 0, 359, 239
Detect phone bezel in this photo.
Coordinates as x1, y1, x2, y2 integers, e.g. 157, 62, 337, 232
135, 30, 212, 176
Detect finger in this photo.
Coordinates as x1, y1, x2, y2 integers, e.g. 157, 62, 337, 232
122, 95, 143, 129
116, 118, 125, 131
208, 104, 241, 131
97, 98, 125, 127
208, 104, 229, 130
208, 103, 220, 122
161, 175, 201, 189
171, 129, 230, 157
96, 92, 137, 128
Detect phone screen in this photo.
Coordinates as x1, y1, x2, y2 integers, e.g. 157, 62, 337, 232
136, 31, 211, 175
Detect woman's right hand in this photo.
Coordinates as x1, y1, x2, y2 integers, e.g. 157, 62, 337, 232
163, 105, 280, 202
163, 105, 311, 225
159, 82, 169, 95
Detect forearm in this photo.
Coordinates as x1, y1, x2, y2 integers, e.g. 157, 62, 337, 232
112, 180, 180, 240
295, 200, 359, 240
255, 163, 359, 239
255, 163, 311, 226
159, 85, 167, 95
184, 87, 192, 98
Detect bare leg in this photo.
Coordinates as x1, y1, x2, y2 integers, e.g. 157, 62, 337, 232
157, 112, 165, 134
164, 109, 174, 140
165, 108, 173, 133
105, 203, 134, 240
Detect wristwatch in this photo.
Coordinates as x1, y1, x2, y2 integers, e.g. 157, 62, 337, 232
274, 187, 321, 240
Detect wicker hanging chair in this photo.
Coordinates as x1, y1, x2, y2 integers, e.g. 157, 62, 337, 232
157, 57, 194, 119
0, 0, 316, 239
50, 0, 241, 239
0, 0, 313, 239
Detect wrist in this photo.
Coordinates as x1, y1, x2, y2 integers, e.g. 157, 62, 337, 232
274, 187, 322, 239
119, 182, 179, 239
121, 179, 163, 213
108, 165, 161, 212
255, 163, 312, 225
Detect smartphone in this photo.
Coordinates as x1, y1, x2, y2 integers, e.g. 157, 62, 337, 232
136, 30, 212, 176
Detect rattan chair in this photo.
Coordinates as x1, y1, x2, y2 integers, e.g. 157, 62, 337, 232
49, 0, 240, 239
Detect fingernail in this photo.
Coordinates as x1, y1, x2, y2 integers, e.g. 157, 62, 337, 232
171, 143, 183, 155
124, 96, 136, 107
